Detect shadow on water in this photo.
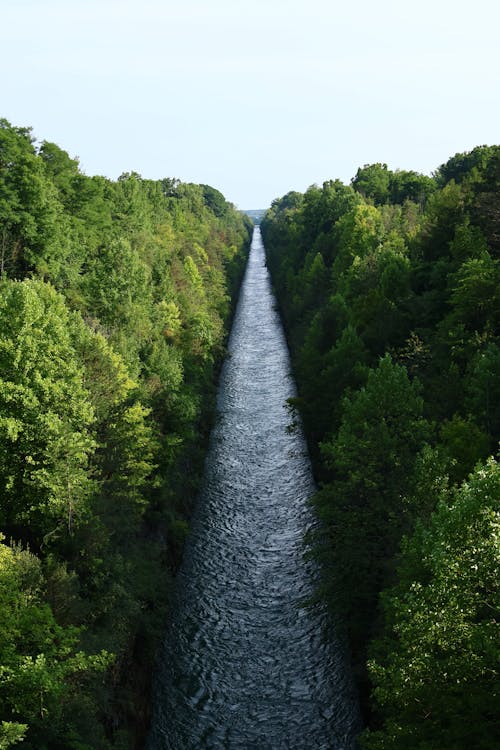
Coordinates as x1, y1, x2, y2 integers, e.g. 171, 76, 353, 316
147, 229, 360, 749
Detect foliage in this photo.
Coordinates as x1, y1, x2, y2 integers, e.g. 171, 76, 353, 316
0, 118, 252, 747
0, 534, 111, 748
0, 279, 95, 545
313, 356, 430, 653
362, 457, 500, 750
0, 120, 64, 279
351, 163, 436, 206
261, 143, 499, 741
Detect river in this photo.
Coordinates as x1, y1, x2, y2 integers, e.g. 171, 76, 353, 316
147, 228, 359, 749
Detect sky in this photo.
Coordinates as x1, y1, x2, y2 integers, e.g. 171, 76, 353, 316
1, 0, 499, 208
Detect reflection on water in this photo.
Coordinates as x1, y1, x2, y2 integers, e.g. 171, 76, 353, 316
147, 229, 359, 749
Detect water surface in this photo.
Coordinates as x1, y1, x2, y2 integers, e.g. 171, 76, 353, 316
148, 228, 359, 749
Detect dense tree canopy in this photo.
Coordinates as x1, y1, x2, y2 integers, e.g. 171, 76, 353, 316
262, 144, 500, 741
0, 280, 95, 545
363, 457, 500, 750
0, 118, 252, 748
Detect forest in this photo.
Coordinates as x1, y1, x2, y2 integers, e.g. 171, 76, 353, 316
0, 118, 252, 749
1, 112, 499, 750
261, 148, 500, 748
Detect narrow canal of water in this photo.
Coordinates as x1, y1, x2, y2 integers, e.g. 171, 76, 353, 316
147, 228, 359, 749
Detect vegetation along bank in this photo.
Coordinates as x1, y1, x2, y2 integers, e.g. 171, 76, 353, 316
0, 118, 252, 749
261, 148, 500, 749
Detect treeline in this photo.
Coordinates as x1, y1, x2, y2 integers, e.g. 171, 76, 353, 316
261, 150, 500, 748
0, 118, 252, 749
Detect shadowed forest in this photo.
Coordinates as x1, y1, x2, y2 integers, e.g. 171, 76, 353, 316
261, 149, 500, 749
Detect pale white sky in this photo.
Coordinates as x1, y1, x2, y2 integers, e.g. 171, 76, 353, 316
1, 0, 499, 207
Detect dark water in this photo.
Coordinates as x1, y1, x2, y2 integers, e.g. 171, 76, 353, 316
147, 229, 359, 749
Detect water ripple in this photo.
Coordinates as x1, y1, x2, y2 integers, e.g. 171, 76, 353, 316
147, 229, 359, 749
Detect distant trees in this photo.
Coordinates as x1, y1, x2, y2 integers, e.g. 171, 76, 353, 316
352, 163, 436, 206
0, 120, 62, 278
262, 143, 500, 741
351, 163, 391, 205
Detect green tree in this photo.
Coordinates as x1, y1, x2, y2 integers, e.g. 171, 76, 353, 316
313, 356, 430, 650
0, 280, 95, 545
465, 344, 500, 446
0, 120, 64, 278
363, 456, 500, 750
450, 252, 500, 333
0, 535, 110, 749
435, 145, 499, 186
388, 170, 436, 205
338, 232, 412, 353
332, 203, 385, 283
352, 163, 391, 205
